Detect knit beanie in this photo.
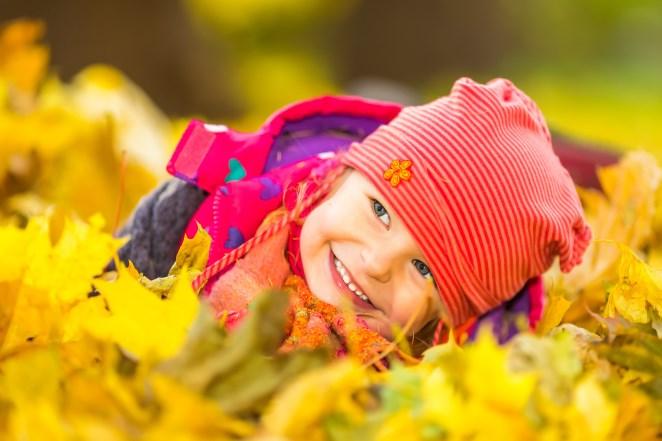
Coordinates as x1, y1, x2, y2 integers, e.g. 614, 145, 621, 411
341, 77, 591, 326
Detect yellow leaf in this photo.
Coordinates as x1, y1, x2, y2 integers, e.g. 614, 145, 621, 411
0, 215, 123, 354
536, 279, 574, 335
0, 284, 61, 354
133, 225, 212, 298
550, 152, 662, 326
571, 375, 616, 440
26, 214, 124, 304
606, 244, 662, 323
144, 374, 254, 440
463, 331, 536, 411
609, 387, 661, 440
70, 64, 171, 179
87, 265, 199, 360
168, 223, 211, 276
0, 220, 34, 280
262, 360, 367, 439
420, 367, 460, 424
0, 19, 49, 95
375, 409, 420, 441
62, 295, 111, 343
0, 348, 69, 440
0, 346, 60, 404
7, 401, 69, 441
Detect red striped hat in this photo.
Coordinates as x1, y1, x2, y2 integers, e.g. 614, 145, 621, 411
341, 77, 591, 326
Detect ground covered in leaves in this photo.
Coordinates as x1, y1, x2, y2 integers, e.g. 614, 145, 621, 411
0, 19, 661, 440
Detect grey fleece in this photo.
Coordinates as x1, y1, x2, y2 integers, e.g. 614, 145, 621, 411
111, 179, 207, 279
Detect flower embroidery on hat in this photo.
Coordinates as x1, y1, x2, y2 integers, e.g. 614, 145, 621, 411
383, 159, 412, 187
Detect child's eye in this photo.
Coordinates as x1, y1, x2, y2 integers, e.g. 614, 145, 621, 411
371, 199, 391, 227
413, 259, 434, 281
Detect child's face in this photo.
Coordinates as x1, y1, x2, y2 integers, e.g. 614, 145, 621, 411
300, 169, 443, 339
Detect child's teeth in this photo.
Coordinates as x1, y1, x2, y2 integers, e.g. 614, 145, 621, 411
334, 255, 370, 304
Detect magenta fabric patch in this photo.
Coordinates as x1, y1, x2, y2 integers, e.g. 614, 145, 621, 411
167, 96, 401, 192
188, 156, 327, 267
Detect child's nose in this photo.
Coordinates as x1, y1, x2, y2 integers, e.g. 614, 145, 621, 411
360, 245, 393, 283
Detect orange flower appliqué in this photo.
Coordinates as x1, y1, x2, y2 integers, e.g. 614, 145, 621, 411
383, 159, 412, 187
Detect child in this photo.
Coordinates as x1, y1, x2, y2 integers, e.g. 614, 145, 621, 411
117, 77, 590, 352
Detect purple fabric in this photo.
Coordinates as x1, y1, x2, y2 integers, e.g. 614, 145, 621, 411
264, 115, 384, 171
469, 281, 532, 344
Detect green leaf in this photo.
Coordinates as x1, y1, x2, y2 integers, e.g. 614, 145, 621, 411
161, 289, 329, 415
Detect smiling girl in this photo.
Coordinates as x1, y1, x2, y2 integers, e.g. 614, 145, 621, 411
118, 77, 590, 352
297, 169, 443, 339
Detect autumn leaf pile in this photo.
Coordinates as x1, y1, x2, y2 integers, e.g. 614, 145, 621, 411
0, 20, 661, 440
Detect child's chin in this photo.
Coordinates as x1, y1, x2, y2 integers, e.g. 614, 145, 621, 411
306, 285, 340, 308
307, 288, 393, 339
355, 315, 393, 340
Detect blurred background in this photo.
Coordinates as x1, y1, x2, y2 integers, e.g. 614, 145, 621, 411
1, 0, 661, 228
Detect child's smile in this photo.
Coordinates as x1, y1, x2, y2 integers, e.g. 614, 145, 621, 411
299, 169, 443, 339
330, 249, 375, 309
